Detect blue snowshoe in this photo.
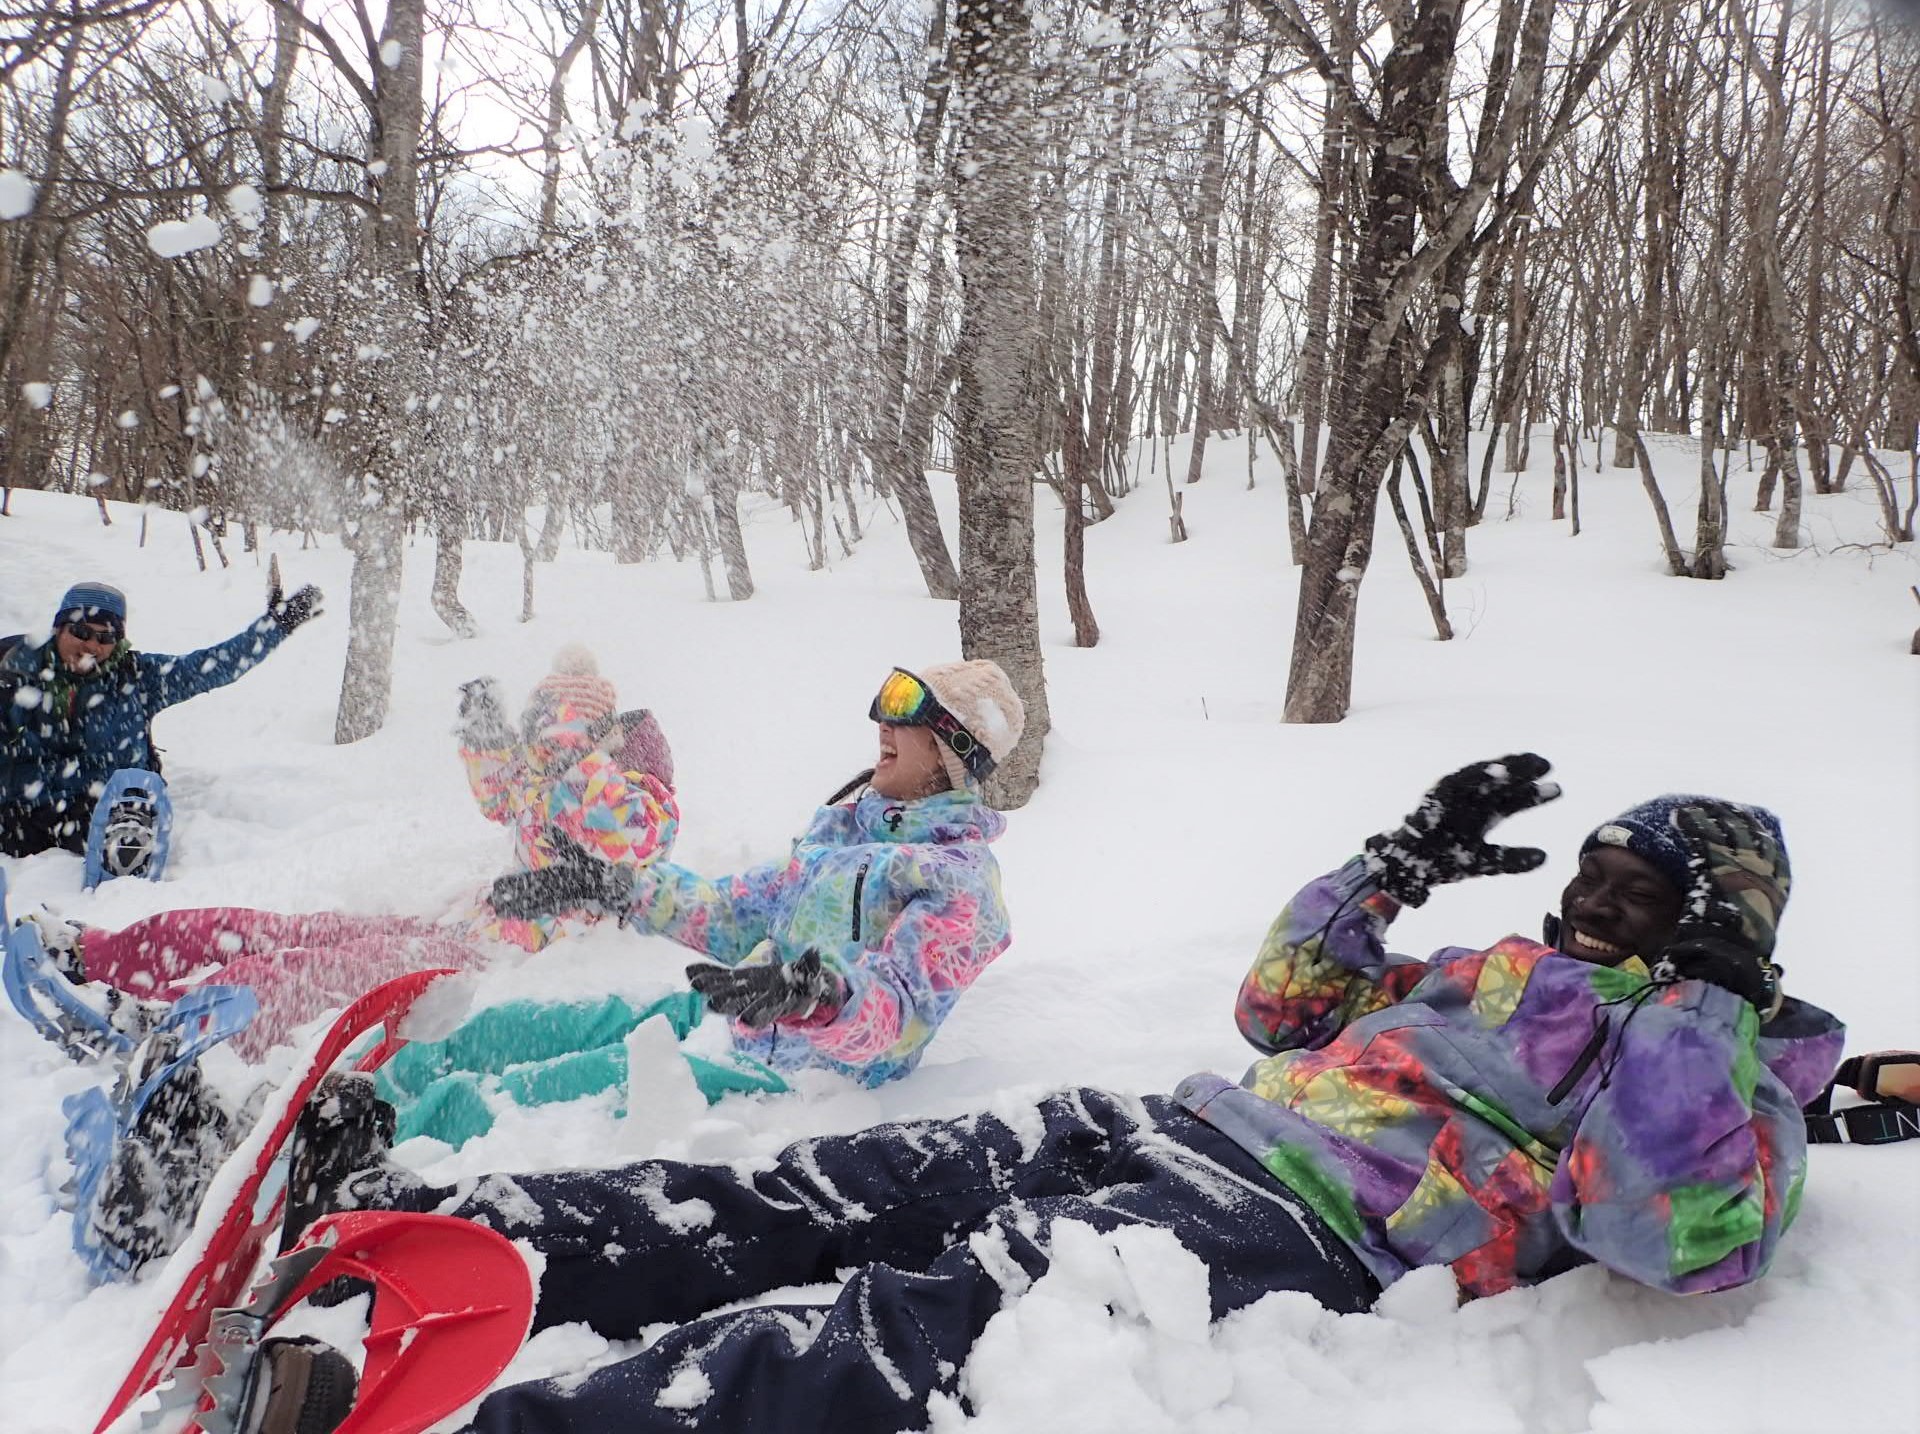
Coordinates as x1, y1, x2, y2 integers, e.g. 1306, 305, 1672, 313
62, 984, 260, 1281
2, 898, 229, 1062
84, 768, 172, 887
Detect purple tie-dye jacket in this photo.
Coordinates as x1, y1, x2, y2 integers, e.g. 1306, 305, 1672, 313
1175, 858, 1844, 1299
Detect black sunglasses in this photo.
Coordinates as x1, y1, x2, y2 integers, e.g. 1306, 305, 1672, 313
66, 621, 122, 644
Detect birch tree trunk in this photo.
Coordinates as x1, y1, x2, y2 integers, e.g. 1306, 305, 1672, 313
1731, 0, 1803, 548
335, 0, 424, 744
874, 0, 962, 600
951, 0, 1048, 807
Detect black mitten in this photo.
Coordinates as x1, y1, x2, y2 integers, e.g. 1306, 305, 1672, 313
267, 581, 324, 633
1363, 753, 1561, 907
686, 949, 843, 1027
455, 677, 514, 747
488, 847, 632, 920
1656, 932, 1780, 1013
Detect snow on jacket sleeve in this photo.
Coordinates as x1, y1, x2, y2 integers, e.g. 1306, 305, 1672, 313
136, 618, 288, 711
1550, 980, 1808, 1294
776, 847, 1010, 1080
626, 856, 794, 965
1236, 856, 1434, 1055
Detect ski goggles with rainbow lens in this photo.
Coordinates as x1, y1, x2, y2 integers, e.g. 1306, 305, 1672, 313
868, 667, 996, 782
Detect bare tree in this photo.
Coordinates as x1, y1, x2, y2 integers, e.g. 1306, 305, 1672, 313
950, 0, 1048, 806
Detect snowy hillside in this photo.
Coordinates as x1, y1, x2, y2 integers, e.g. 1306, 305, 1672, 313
2, 433, 1916, 1434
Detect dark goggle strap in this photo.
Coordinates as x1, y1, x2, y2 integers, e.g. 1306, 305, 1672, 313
1804, 1052, 1920, 1146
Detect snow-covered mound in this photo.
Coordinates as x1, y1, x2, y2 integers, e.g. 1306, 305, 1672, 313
1, 432, 1914, 1432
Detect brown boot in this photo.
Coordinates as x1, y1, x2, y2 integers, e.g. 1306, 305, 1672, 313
241, 1337, 356, 1434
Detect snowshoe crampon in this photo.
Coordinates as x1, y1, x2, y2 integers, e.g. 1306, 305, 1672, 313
141, 1210, 534, 1434
95, 970, 458, 1434
66, 986, 258, 1282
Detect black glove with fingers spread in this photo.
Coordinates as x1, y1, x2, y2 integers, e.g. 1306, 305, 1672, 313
686, 949, 843, 1028
1657, 800, 1788, 1016
488, 841, 633, 920
1363, 753, 1562, 907
267, 581, 324, 633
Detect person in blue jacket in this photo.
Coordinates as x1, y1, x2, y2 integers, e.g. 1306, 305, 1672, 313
0, 578, 322, 857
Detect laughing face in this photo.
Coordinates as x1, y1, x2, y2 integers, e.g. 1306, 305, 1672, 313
1556, 846, 1684, 966
871, 721, 950, 801
54, 622, 119, 674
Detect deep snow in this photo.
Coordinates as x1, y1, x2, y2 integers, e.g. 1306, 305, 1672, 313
1, 431, 1916, 1433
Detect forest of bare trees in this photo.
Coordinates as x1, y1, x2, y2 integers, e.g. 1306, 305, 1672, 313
3, 0, 1916, 795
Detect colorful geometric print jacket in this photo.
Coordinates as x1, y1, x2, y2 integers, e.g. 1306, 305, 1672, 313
1174, 858, 1845, 1300
1, 621, 288, 811
624, 786, 1011, 1088
458, 702, 679, 952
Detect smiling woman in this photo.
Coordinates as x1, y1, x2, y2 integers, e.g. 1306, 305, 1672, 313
480, 657, 1031, 1093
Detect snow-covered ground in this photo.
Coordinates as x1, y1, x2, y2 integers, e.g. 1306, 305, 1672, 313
2, 432, 1916, 1433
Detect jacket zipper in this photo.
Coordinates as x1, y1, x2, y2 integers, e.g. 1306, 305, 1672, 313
850, 860, 870, 943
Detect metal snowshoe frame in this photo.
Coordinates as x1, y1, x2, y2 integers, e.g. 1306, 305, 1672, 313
144, 1210, 533, 1434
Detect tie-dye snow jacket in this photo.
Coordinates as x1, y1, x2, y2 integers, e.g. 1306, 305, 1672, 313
1174, 857, 1844, 1300
458, 702, 679, 952
623, 786, 1010, 1087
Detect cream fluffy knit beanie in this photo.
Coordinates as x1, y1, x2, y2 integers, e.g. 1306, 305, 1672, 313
918, 659, 1026, 790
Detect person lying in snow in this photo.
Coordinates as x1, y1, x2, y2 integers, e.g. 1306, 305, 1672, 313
10, 649, 681, 1272
0, 578, 322, 858
252, 754, 1844, 1434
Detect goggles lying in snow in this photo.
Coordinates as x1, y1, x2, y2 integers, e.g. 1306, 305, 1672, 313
1804, 1051, 1920, 1146
868, 668, 995, 783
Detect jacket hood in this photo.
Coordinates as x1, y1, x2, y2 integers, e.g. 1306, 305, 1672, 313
813, 786, 1007, 846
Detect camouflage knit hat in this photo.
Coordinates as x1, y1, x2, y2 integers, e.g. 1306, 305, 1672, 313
1584, 794, 1791, 949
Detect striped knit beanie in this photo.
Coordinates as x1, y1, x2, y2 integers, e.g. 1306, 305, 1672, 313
522, 645, 617, 741
55, 581, 128, 630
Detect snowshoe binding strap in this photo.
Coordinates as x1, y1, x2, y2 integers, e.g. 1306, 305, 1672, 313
1804, 1051, 1920, 1146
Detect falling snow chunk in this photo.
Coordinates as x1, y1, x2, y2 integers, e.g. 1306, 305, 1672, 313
147, 213, 223, 258
196, 73, 232, 106
291, 316, 321, 343
368, 160, 389, 178
380, 39, 402, 66
22, 381, 51, 409
0, 168, 35, 219
1335, 566, 1363, 582
227, 183, 265, 229
247, 275, 275, 307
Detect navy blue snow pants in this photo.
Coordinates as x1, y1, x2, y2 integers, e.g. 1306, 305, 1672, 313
364, 1088, 1378, 1433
